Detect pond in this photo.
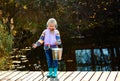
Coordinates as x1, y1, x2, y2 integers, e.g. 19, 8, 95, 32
75, 48, 120, 71
11, 47, 120, 71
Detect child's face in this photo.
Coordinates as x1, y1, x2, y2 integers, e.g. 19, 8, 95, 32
48, 23, 56, 31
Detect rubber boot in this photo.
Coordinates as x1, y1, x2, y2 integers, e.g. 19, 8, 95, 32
52, 67, 58, 78
47, 68, 53, 78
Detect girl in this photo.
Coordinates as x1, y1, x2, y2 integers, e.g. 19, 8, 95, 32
33, 18, 62, 78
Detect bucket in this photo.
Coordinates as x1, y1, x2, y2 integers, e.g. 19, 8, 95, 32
52, 48, 63, 60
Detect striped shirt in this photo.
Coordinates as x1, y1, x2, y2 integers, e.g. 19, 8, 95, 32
36, 28, 61, 50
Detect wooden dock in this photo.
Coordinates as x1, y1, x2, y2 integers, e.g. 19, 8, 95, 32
0, 71, 120, 81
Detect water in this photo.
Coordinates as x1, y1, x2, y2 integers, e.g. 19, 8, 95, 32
11, 47, 120, 71
75, 48, 120, 71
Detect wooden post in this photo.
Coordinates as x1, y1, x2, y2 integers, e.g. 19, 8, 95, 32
91, 48, 95, 71
109, 47, 115, 70
65, 47, 77, 71
115, 47, 120, 70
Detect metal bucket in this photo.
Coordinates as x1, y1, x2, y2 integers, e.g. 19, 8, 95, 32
52, 48, 63, 60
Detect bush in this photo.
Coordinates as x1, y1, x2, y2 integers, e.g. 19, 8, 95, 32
0, 21, 13, 70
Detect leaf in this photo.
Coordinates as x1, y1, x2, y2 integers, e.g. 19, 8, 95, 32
23, 5, 28, 10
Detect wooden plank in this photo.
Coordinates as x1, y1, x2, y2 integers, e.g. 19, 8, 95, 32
38, 72, 49, 81
16, 72, 33, 81
98, 71, 110, 81
0, 71, 7, 76
2, 71, 20, 80
81, 72, 95, 81
43, 72, 53, 81
57, 71, 66, 79
9, 71, 28, 81
59, 71, 73, 81
107, 71, 118, 81
0, 71, 13, 80
73, 72, 88, 81
90, 71, 102, 81
115, 72, 120, 81
22, 72, 37, 81
34, 72, 47, 81
65, 71, 80, 81
27, 72, 42, 81
0, 71, 119, 81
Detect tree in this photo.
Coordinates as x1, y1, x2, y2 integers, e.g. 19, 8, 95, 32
0, 0, 120, 70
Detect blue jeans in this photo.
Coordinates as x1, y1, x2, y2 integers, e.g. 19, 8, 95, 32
45, 49, 58, 68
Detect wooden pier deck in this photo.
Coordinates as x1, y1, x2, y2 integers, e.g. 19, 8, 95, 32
0, 71, 120, 81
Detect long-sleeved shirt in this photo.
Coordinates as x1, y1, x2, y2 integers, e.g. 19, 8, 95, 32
36, 28, 61, 50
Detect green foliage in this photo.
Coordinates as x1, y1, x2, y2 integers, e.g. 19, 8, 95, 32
0, 0, 119, 71
0, 56, 12, 70
0, 21, 13, 70
0, 0, 119, 47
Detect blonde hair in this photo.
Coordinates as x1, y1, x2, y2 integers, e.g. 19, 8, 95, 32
47, 18, 58, 28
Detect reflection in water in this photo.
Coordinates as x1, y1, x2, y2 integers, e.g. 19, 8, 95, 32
75, 49, 91, 64
11, 47, 120, 71
75, 48, 112, 71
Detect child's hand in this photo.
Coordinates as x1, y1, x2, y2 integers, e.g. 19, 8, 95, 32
32, 44, 37, 48
55, 41, 59, 45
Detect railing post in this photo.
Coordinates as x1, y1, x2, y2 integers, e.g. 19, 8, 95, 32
91, 48, 95, 71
